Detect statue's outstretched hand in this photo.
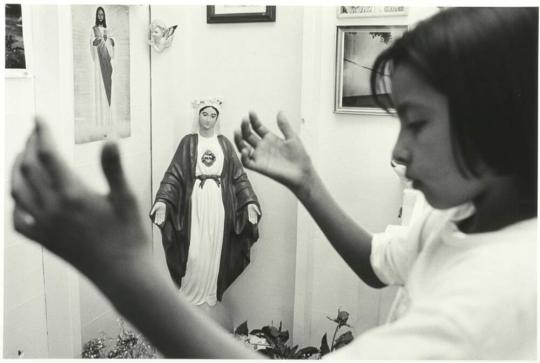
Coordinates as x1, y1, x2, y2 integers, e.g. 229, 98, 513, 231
234, 111, 313, 196
247, 203, 260, 225
150, 201, 167, 227
11, 118, 149, 283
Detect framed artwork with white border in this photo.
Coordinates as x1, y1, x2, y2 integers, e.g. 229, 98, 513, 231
334, 25, 406, 115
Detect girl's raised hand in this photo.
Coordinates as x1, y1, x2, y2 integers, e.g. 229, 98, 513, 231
11, 118, 150, 285
234, 111, 314, 197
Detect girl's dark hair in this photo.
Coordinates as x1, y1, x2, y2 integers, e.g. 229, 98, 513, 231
95, 7, 107, 28
199, 106, 219, 117
371, 7, 538, 197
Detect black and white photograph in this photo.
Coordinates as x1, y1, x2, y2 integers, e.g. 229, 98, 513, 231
72, 5, 131, 144
335, 26, 406, 114
338, 6, 407, 18
5, 4, 26, 69
4, 5, 538, 361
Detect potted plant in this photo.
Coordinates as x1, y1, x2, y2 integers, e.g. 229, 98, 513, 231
81, 319, 159, 359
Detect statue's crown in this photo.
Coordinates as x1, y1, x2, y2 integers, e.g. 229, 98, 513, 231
192, 97, 223, 112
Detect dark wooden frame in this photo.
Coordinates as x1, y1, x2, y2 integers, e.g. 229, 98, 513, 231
206, 5, 276, 24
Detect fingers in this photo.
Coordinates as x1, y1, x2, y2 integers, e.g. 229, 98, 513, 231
20, 130, 48, 206
239, 145, 258, 170
152, 208, 164, 226
12, 206, 41, 242
34, 117, 71, 191
101, 142, 136, 214
241, 117, 261, 148
101, 142, 129, 194
150, 205, 163, 224
234, 129, 255, 156
247, 204, 260, 224
156, 210, 165, 226
234, 129, 260, 170
248, 211, 257, 224
248, 208, 258, 224
276, 111, 296, 140
11, 153, 43, 218
248, 111, 270, 138
151, 202, 167, 227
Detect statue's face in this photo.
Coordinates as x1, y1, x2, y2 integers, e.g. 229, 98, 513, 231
198, 107, 219, 131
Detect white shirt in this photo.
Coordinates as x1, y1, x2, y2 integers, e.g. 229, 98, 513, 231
327, 201, 537, 360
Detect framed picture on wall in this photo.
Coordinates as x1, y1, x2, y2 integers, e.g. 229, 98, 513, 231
206, 5, 276, 23
337, 6, 407, 18
5, 4, 33, 77
335, 26, 406, 115
71, 5, 131, 143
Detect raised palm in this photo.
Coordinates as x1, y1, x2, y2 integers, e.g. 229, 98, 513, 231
234, 111, 313, 194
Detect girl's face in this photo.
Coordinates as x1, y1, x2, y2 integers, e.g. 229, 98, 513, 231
198, 107, 219, 131
390, 64, 492, 209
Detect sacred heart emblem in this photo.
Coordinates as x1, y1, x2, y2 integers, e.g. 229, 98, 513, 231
201, 150, 216, 167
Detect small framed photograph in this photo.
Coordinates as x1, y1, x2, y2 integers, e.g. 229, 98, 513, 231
207, 5, 276, 24
337, 6, 407, 18
5, 4, 33, 77
335, 26, 406, 115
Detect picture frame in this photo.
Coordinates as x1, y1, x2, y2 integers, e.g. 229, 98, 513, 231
71, 5, 131, 144
207, 5, 276, 24
337, 6, 407, 18
5, 4, 33, 78
335, 26, 406, 115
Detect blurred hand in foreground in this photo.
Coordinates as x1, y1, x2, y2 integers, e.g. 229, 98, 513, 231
11, 118, 150, 282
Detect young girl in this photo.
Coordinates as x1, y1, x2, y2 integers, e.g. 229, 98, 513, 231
11, 7, 537, 359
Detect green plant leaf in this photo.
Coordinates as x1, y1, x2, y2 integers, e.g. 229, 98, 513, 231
333, 331, 354, 350
320, 333, 330, 356
235, 321, 249, 336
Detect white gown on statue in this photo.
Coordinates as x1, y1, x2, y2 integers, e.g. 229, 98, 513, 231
180, 134, 225, 306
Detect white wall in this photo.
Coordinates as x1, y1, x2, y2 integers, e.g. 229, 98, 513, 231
150, 5, 304, 333
4, 5, 82, 358
4, 74, 50, 359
